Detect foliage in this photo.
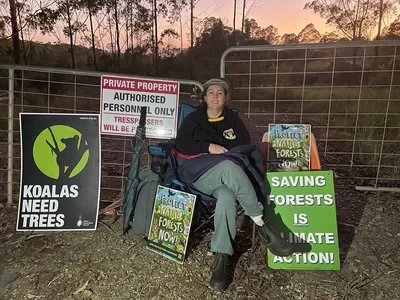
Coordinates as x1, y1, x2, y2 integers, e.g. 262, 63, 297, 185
304, 0, 398, 40
298, 23, 321, 43
382, 15, 400, 38
0, 0, 399, 78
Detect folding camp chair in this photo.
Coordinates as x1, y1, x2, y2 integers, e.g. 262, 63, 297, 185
147, 102, 291, 246
148, 101, 248, 230
148, 102, 218, 233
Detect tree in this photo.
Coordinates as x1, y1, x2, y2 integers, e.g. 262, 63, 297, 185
241, 18, 278, 44
297, 23, 321, 43
382, 16, 400, 38
232, 0, 237, 44
320, 31, 341, 42
159, 28, 179, 57
16, 1, 30, 64
304, 0, 397, 40
8, 0, 20, 64
243, 18, 258, 39
131, 2, 152, 63
168, 0, 187, 53
280, 33, 298, 44
25, 6, 59, 35
190, 0, 194, 78
0, 19, 5, 37
42, 0, 84, 69
148, 0, 179, 76
193, 17, 232, 79
22, 1, 81, 68
79, 0, 104, 70
195, 17, 231, 56
241, 0, 246, 34
1, 0, 63, 66
375, 0, 397, 39
104, 0, 121, 71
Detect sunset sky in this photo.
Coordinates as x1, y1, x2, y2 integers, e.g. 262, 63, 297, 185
190, 0, 329, 35
32, 0, 333, 46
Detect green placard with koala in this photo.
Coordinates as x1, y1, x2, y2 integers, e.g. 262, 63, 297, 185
17, 113, 101, 231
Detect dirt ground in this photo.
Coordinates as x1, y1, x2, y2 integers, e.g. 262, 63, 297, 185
1, 189, 399, 300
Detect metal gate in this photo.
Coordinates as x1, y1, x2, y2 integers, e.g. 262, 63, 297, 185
0, 65, 203, 206
220, 41, 400, 191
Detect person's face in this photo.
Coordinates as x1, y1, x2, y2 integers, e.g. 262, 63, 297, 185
204, 84, 227, 110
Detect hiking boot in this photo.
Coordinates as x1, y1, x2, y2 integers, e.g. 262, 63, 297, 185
256, 220, 294, 257
210, 253, 230, 291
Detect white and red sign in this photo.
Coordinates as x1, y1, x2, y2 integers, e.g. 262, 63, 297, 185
100, 75, 180, 139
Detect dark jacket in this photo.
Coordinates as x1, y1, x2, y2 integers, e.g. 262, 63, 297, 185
175, 106, 251, 155
173, 106, 266, 200
174, 145, 268, 203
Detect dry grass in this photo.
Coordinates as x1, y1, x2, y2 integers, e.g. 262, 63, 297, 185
0, 191, 399, 299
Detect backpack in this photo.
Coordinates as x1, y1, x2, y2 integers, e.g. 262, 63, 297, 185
130, 167, 161, 237
129, 143, 175, 237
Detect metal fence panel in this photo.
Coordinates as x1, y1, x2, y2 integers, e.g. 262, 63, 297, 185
0, 65, 203, 206
220, 41, 400, 190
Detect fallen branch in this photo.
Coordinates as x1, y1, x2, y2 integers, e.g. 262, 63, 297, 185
341, 271, 388, 300
308, 285, 316, 300
98, 200, 121, 216
4, 233, 48, 246
98, 220, 115, 234
47, 274, 61, 287
25, 294, 44, 299
338, 222, 358, 229
73, 280, 89, 295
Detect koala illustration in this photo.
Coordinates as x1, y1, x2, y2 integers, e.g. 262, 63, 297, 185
45, 128, 88, 180
59, 135, 80, 167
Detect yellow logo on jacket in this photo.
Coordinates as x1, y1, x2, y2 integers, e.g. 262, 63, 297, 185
223, 128, 236, 140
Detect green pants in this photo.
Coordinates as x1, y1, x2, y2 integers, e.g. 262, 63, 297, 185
192, 160, 264, 255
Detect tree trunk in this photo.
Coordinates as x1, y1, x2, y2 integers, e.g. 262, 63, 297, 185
151, 11, 154, 68
114, 0, 121, 71
108, 15, 116, 71
376, 0, 384, 39
9, 0, 20, 64
65, 0, 75, 69
89, 9, 98, 70
190, 0, 194, 79
125, 12, 129, 53
179, 13, 183, 53
233, 0, 236, 45
130, 2, 134, 68
153, 0, 158, 76
241, 0, 246, 33
17, 7, 28, 64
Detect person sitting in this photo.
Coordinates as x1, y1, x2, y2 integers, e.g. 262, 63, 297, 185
174, 78, 294, 291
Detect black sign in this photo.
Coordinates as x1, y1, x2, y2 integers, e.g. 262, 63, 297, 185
17, 113, 101, 231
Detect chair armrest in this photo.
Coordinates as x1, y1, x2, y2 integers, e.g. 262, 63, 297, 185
170, 148, 202, 159
148, 145, 168, 159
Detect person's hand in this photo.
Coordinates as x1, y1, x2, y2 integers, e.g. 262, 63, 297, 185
208, 143, 228, 154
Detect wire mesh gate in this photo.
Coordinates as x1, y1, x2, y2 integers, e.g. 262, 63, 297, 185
220, 41, 400, 191
0, 65, 203, 206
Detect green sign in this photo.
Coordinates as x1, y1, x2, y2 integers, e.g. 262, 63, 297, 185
147, 185, 197, 264
265, 171, 340, 270
268, 124, 311, 171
